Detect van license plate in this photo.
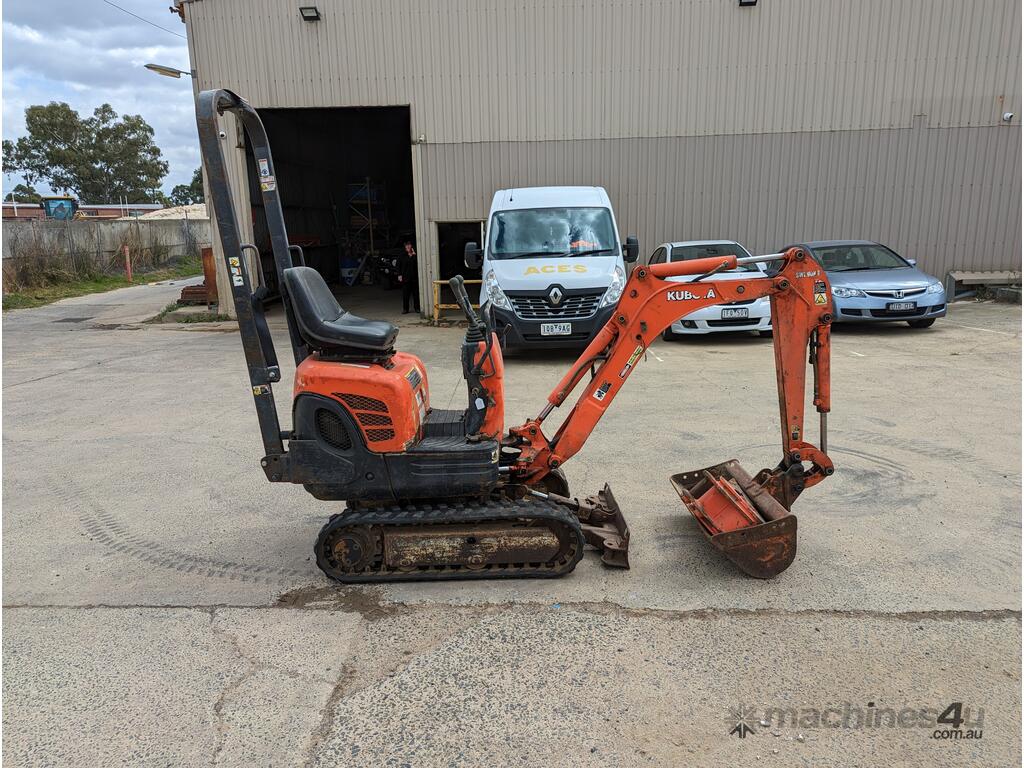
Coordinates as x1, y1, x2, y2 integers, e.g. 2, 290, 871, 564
541, 322, 572, 336
721, 308, 749, 319
887, 302, 917, 311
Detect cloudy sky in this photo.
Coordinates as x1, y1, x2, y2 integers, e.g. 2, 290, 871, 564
3, 0, 196, 197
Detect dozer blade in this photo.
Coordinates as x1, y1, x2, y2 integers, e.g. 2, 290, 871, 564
670, 459, 796, 579
578, 484, 630, 569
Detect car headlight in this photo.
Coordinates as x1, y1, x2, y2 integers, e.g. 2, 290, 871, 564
483, 269, 511, 310
926, 282, 944, 294
600, 265, 626, 307
831, 286, 866, 298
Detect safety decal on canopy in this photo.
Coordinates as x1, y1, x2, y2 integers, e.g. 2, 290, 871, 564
229, 256, 244, 286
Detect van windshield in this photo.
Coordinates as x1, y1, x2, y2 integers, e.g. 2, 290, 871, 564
488, 207, 617, 259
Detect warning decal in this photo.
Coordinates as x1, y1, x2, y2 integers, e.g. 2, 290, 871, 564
618, 345, 645, 379
593, 381, 612, 401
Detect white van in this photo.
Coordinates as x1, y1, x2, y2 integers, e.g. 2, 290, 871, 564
464, 186, 638, 349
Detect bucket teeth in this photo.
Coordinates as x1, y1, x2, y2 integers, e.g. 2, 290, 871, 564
670, 459, 797, 579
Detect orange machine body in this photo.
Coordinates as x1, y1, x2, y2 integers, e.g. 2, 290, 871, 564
294, 351, 429, 453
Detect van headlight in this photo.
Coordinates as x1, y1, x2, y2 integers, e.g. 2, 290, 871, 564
831, 286, 866, 298
483, 270, 511, 310
600, 265, 626, 307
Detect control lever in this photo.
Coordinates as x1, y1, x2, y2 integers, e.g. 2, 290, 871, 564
448, 275, 483, 328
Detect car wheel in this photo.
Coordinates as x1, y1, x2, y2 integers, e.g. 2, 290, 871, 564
907, 318, 936, 329
758, 329, 773, 338
662, 327, 680, 341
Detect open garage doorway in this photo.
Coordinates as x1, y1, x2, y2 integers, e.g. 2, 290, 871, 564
243, 106, 415, 315
437, 221, 484, 281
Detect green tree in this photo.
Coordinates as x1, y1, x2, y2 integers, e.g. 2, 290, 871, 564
169, 167, 204, 206
3, 183, 42, 203
2, 102, 169, 203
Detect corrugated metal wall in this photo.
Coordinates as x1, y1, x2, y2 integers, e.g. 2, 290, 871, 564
183, 0, 1022, 306
421, 124, 1021, 278
185, 0, 1020, 139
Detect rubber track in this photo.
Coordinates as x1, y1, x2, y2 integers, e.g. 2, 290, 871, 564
314, 496, 585, 583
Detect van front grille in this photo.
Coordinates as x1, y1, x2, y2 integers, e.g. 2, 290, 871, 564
507, 290, 604, 320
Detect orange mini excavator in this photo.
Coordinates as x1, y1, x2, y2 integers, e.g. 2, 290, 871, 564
198, 90, 835, 583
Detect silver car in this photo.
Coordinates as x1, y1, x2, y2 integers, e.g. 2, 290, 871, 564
648, 240, 773, 339
780, 240, 947, 328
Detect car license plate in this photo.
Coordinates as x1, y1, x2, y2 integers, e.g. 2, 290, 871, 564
540, 322, 572, 336
887, 302, 917, 311
721, 307, 749, 319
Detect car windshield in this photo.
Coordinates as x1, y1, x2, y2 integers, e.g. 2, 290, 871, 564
670, 243, 759, 272
814, 245, 908, 271
488, 207, 617, 259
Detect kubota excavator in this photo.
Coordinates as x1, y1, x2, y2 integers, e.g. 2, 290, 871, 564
197, 90, 835, 583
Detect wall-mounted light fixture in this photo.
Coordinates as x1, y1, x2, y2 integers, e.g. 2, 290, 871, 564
299, 6, 321, 22
144, 63, 194, 79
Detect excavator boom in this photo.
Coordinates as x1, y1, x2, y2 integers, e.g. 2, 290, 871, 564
506, 248, 834, 577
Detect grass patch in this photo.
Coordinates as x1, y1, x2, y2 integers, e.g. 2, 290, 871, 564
175, 311, 231, 324
3, 259, 203, 311
146, 302, 182, 324
145, 302, 231, 325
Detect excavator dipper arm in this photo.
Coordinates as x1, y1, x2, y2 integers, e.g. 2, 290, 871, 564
506, 247, 834, 577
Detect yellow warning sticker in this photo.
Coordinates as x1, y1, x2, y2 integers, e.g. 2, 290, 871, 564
618, 345, 645, 379
814, 293, 828, 305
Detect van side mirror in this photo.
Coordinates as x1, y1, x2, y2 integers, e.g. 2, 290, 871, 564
624, 235, 639, 263
464, 242, 483, 270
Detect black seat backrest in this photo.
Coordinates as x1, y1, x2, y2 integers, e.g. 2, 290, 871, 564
282, 266, 398, 355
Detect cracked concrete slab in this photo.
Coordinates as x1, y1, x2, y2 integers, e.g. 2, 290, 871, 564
313, 608, 1021, 767
3, 283, 1020, 765
2, 606, 363, 767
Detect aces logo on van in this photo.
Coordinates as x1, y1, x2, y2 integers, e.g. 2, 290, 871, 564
524, 265, 588, 275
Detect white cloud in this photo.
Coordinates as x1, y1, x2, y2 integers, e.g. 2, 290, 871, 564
2, 0, 198, 200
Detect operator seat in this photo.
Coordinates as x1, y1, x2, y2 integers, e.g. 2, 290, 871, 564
282, 266, 398, 355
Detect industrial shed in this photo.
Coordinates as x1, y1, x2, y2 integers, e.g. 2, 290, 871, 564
175, 0, 1022, 315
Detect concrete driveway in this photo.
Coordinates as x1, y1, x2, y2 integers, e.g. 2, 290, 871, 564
3, 280, 1020, 766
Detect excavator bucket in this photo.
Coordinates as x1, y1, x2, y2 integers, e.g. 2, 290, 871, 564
670, 459, 796, 579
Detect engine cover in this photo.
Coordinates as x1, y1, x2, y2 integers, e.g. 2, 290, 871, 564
294, 351, 428, 452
